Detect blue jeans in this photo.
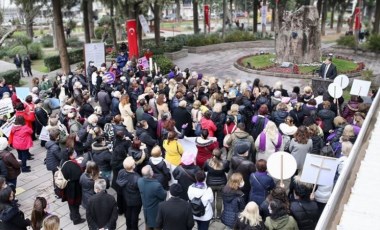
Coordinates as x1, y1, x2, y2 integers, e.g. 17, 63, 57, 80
196, 220, 210, 230
17, 149, 29, 170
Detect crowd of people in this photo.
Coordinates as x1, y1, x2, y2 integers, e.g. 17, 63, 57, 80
0, 55, 376, 230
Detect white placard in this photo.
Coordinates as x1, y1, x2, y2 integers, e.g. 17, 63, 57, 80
300, 154, 339, 186
139, 14, 150, 34
328, 83, 343, 99
178, 136, 217, 157
267, 151, 297, 180
15, 87, 30, 102
39, 126, 50, 142
0, 116, 16, 137
334, 74, 349, 89
350, 79, 371, 97
84, 43, 106, 70
0, 98, 14, 116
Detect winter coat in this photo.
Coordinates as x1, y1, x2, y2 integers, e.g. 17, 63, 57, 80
249, 172, 276, 206
200, 118, 217, 137
310, 135, 324, 155
0, 158, 7, 178
45, 141, 62, 171
172, 165, 201, 201
111, 139, 130, 172
137, 177, 167, 228
231, 155, 256, 194
187, 183, 214, 221
204, 159, 229, 186
91, 143, 112, 172
221, 186, 246, 228
226, 129, 255, 161
290, 200, 319, 230
141, 113, 158, 138
61, 160, 83, 206
289, 139, 313, 170
79, 103, 94, 118
289, 109, 306, 127
110, 97, 120, 117
97, 90, 111, 114
116, 170, 142, 207
136, 127, 158, 154
195, 137, 219, 168
15, 110, 35, 130
265, 215, 299, 230
9, 125, 33, 150
172, 107, 192, 136
0, 203, 30, 230
234, 218, 266, 230
342, 100, 359, 124
255, 132, 284, 162
86, 191, 118, 230
156, 197, 194, 230
317, 109, 336, 133
272, 110, 289, 127
163, 139, 183, 166
79, 172, 96, 209
0, 151, 20, 180
119, 103, 135, 133
148, 157, 171, 190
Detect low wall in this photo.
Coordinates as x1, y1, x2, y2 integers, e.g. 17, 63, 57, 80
325, 45, 380, 58
164, 49, 188, 60
183, 40, 274, 53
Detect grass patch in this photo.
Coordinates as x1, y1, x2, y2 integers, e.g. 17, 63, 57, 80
31, 59, 49, 73
333, 58, 358, 73
299, 66, 319, 74
241, 54, 275, 68
19, 79, 28, 86
43, 49, 59, 57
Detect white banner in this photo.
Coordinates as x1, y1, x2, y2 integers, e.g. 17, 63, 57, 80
261, 6, 267, 26
0, 98, 14, 117
0, 116, 16, 137
39, 126, 50, 142
139, 14, 150, 34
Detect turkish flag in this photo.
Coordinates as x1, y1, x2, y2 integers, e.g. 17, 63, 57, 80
354, 7, 361, 31
204, 5, 210, 32
126, 19, 139, 59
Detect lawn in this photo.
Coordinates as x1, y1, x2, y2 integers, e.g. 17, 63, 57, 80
241, 54, 276, 69
31, 59, 49, 73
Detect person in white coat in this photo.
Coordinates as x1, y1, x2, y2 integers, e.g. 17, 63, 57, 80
119, 94, 135, 133
255, 121, 284, 162
187, 170, 214, 230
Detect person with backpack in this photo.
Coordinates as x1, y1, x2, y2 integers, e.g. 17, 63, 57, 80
225, 123, 255, 161
221, 172, 246, 229
187, 170, 213, 230
148, 146, 171, 190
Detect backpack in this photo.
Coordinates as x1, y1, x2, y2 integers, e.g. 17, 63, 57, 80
54, 161, 69, 189
190, 191, 206, 217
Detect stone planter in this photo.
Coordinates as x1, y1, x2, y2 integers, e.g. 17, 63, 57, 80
183, 40, 274, 54
164, 49, 188, 60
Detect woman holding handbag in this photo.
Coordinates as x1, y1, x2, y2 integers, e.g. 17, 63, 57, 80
249, 160, 276, 206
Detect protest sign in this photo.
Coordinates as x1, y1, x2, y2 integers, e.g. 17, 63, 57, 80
0, 98, 14, 116
39, 126, 50, 142
84, 43, 105, 70
300, 153, 339, 186
137, 57, 149, 70
350, 79, 371, 97
0, 116, 16, 137
15, 87, 30, 102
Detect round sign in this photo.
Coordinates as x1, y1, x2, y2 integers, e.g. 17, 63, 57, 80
267, 151, 297, 180
334, 74, 349, 89
104, 72, 115, 84
328, 83, 343, 99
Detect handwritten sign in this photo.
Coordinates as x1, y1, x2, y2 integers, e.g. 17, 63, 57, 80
39, 126, 50, 142
84, 43, 106, 70
0, 98, 14, 116
0, 116, 16, 137
137, 56, 149, 70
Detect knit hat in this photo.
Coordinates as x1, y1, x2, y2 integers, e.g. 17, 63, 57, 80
169, 184, 183, 197
0, 137, 8, 151
181, 152, 195, 165
234, 142, 250, 155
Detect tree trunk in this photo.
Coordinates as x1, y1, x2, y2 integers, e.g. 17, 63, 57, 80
374, 0, 380, 34
153, 2, 161, 46
229, 0, 233, 29
337, 8, 344, 33
278, 0, 287, 28
88, 0, 95, 39
330, 2, 335, 29
317, 0, 322, 16
110, 0, 118, 53
83, 0, 91, 43
193, 0, 199, 34
222, 0, 227, 38
52, 0, 70, 74
262, 0, 267, 34
271, 6, 275, 31
175, 0, 181, 21
321, 0, 328, 36
25, 0, 34, 39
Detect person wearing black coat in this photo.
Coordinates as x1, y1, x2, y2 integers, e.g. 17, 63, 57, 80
116, 157, 142, 230
148, 146, 171, 190
86, 179, 118, 230
156, 184, 194, 230
135, 123, 158, 155
23, 56, 32, 77
172, 161, 201, 201
172, 101, 192, 136
45, 129, 62, 178
0, 187, 30, 230
317, 101, 336, 138
79, 97, 95, 118
34, 100, 49, 136
141, 105, 158, 138
61, 148, 85, 225
91, 137, 112, 181
97, 86, 111, 115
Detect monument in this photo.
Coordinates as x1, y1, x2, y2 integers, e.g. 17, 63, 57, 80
275, 6, 321, 64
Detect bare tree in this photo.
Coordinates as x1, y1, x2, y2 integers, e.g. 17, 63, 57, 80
193, 0, 200, 33
374, 0, 380, 34
12, 0, 46, 39
82, 0, 91, 43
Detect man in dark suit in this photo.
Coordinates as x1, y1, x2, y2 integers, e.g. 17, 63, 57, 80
319, 57, 337, 80
141, 104, 158, 138
156, 184, 194, 230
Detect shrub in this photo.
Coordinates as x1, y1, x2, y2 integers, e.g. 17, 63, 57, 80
163, 42, 183, 53
0, 47, 9, 59
66, 36, 84, 48
224, 30, 254, 42
44, 49, 84, 71
40, 34, 53, 48
155, 55, 173, 75
98, 15, 112, 27
95, 27, 106, 40
367, 34, 380, 53
28, 43, 43, 60
7, 45, 27, 58
336, 35, 356, 49
0, 70, 21, 86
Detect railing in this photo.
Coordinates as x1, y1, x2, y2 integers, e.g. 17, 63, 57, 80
316, 88, 380, 230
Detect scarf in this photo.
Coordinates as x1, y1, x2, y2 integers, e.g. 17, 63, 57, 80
258, 132, 283, 152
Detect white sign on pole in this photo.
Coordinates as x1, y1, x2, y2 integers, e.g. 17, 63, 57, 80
328, 83, 343, 99
84, 43, 106, 70
261, 6, 267, 26
0, 116, 16, 137
139, 14, 150, 34
267, 151, 297, 181
15, 87, 30, 102
39, 126, 50, 142
0, 98, 14, 117
300, 154, 339, 186
334, 74, 350, 89
350, 79, 371, 97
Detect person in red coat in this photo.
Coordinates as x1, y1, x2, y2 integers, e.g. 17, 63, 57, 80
195, 129, 219, 168
9, 116, 33, 172
14, 102, 35, 130
200, 110, 217, 137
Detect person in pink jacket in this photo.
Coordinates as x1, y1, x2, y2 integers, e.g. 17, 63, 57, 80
200, 110, 217, 137
9, 116, 33, 172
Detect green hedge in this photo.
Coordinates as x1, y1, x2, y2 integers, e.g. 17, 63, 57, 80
44, 49, 84, 71
6, 43, 43, 60
224, 30, 255, 43
155, 55, 173, 75
0, 70, 21, 86
367, 34, 380, 53
66, 36, 84, 48
40, 35, 53, 48
337, 35, 356, 49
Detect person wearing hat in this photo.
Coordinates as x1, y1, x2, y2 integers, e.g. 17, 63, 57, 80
0, 137, 20, 186
231, 142, 256, 203
156, 183, 194, 230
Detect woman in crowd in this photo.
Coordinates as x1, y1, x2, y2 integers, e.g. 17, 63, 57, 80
30, 197, 49, 230
255, 121, 283, 161
191, 100, 203, 135
119, 94, 135, 133
204, 148, 229, 219
79, 161, 100, 209
91, 136, 112, 181
289, 126, 313, 173
187, 170, 214, 230
308, 124, 324, 155
163, 131, 184, 170
260, 187, 290, 221
0, 137, 21, 187
234, 202, 265, 230
155, 94, 169, 120
249, 159, 276, 206
200, 110, 217, 137
221, 173, 246, 229
265, 199, 298, 230
195, 129, 219, 169
42, 215, 60, 230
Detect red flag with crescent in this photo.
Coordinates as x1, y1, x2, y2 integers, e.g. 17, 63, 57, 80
354, 7, 361, 31
204, 5, 210, 32
126, 19, 139, 59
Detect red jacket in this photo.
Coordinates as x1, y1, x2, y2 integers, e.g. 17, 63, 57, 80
9, 125, 33, 150
200, 118, 217, 137
15, 110, 35, 129
195, 137, 219, 168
